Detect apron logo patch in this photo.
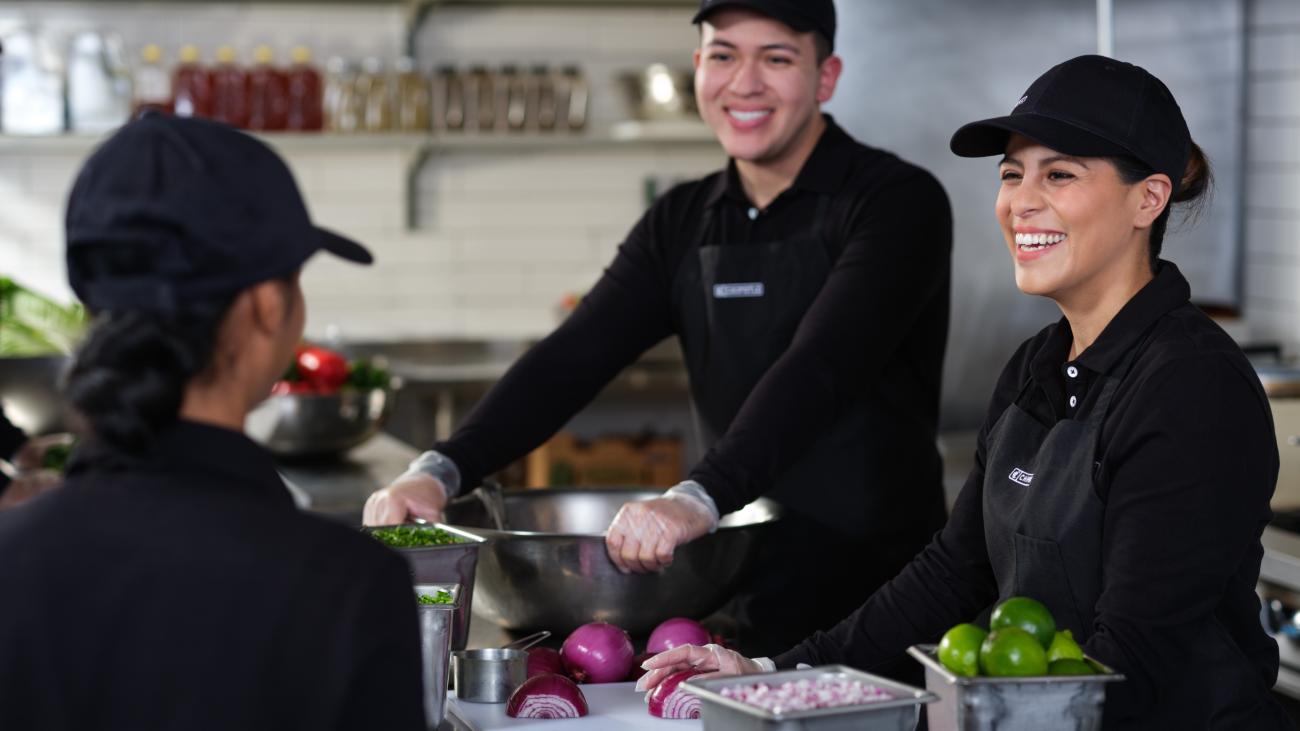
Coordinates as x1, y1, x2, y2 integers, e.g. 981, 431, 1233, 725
713, 282, 764, 299
1008, 468, 1034, 487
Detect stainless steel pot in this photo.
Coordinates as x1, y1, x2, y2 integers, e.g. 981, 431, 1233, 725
443, 486, 781, 636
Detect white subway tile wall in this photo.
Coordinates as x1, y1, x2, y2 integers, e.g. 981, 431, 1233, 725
1246, 0, 1300, 354
0, 3, 723, 341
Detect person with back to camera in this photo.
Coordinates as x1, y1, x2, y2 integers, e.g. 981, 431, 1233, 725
0, 113, 427, 730
636, 55, 1293, 729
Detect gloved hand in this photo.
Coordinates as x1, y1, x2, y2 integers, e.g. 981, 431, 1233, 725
10, 434, 70, 472
634, 643, 770, 694
0, 470, 62, 510
604, 492, 716, 574
362, 472, 448, 526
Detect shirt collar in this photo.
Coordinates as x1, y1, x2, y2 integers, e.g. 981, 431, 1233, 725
1030, 260, 1192, 381
69, 419, 294, 507
704, 114, 855, 208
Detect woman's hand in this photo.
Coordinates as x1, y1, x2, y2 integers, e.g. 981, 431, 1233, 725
634, 643, 767, 693
362, 473, 448, 526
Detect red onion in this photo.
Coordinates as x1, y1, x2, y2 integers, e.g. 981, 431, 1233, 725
646, 617, 711, 654
647, 669, 705, 719
626, 651, 655, 682
527, 647, 565, 679
506, 673, 589, 719
560, 622, 634, 684
719, 677, 893, 712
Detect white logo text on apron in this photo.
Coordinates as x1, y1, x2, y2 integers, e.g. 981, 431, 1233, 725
1008, 468, 1034, 487
713, 282, 765, 299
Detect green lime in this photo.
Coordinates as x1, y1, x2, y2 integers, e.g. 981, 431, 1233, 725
1048, 658, 1095, 676
979, 628, 1048, 677
1046, 629, 1084, 663
990, 597, 1056, 649
938, 623, 988, 677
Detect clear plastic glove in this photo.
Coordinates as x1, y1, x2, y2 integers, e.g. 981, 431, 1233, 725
362, 472, 448, 526
634, 643, 768, 694
10, 433, 72, 472
0, 470, 62, 510
605, 492, 716, 574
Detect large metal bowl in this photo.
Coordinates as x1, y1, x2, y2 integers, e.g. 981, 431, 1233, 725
245, 387, 394, 458
443, 486, 781, 636
0, 355, 69, 434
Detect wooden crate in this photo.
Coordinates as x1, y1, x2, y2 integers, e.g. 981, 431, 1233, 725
524, 431, 682, 488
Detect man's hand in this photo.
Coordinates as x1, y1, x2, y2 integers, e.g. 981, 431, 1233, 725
634, 643, 766, 694
605, 493, 715, 574
362, 473, 449, 526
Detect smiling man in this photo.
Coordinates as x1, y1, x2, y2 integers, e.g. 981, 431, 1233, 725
365, 0, 954, 659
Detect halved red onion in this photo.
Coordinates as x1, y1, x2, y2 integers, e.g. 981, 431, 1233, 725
647, 669, 705, 719
560, 621, 634, 684
626, 651, 655, 682
646, 617, 711, 654
527, 647, 565, 679
506, 673, 589, 719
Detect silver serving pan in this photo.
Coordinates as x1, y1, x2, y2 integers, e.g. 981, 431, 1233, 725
367, 523, 487, 650
684, 665, 936, 731
908, 644, 1124, 731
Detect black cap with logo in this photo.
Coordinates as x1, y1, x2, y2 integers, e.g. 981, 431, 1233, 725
693, 0, 836, 52
65, 113, 372, 313
950, 55, 1191, 193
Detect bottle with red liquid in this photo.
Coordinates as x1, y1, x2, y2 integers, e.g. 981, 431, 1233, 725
285, 46, 322, 131
247, 45, 288, 130
210, 45, 248, 128
172, 44, 211, 118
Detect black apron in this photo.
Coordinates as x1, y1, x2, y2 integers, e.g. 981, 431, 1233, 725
671, 196, 871, 538
981, 340, 1142, 641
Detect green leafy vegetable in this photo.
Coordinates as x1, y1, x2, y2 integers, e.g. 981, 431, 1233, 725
370, 525, 464, 548
0, 277, 87, 357
417, 590, 454, 605
347, 360, 391, 390
41, 442, 75, 473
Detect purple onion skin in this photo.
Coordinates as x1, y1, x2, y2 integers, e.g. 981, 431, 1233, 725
506, 673, 590, 719
646, 617, 711, 654
560, 622, 635, 684
648, 669, 706, 719
626, 651, 655, 682
527, 647, 566, 679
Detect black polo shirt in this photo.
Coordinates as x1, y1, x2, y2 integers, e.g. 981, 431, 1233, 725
0, 408, 25, 495
435, 115, 951, 537
777, 262, 1288, 729
0, 420, 426, 731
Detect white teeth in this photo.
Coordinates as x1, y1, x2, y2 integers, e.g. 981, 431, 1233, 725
728, 109, 771, 122
1014, 232, 1066, 249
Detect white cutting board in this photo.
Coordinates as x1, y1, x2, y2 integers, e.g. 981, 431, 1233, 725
446, 682, 703, 731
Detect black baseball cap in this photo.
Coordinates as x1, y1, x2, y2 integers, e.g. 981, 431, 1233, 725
65, 113, 372, 312
950, 55, 1191, 193
693, 0, 836, 52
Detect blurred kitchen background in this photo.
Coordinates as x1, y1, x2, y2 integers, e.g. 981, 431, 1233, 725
0, 0, 1296, 487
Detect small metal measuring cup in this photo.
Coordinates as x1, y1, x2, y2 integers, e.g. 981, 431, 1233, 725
452, 630, 550, 703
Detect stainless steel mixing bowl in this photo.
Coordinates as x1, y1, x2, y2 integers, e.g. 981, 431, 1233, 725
443, 486, 782, 636
245, 387, 394, 458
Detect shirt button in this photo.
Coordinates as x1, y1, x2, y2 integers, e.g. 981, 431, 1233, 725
1066, 366, 1079, 378
1069, 395, 1078, 408
747, 206, 759, 220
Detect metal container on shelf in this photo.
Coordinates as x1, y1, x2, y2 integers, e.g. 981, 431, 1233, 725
414, 583, 459, 728
366, 524, 487, 650
684, 665, 936, 731
907, 645, 1124, 731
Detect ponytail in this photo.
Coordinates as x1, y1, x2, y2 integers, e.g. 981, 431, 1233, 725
64, 301, 231, 454
1107, 140, 1214, 272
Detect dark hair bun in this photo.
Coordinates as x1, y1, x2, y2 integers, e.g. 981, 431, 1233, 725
1175, 141, 1213, 204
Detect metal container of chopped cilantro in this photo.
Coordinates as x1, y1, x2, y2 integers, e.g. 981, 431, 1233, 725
364, 523, 486, 650
414, 583, 460, 726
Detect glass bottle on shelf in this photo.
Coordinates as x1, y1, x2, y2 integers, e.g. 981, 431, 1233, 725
502, 64, 528, 132
210, 45, 248, 128
285, 46, 322, 131
562, 65, 588, 132
0, 28, 65, 135
132, 43, 171, 116
358, 56, 392, 132
322, 56, 354, 132
531, 64, 556, 132
247, 45, 288, 131
172, 44, 211, 118
67, 30, 132, 134
431, 64, 464, 133
467, 64, 494, 133
393, 56, 430, 132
